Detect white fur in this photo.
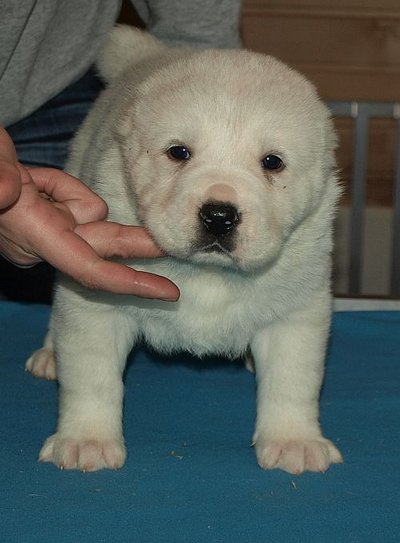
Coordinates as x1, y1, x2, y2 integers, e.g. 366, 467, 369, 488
28, 26, 343, 474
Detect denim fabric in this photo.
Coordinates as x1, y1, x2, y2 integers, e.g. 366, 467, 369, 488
1, 69, 104, 303
6, 68, 104, 169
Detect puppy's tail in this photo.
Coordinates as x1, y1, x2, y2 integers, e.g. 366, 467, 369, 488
97, 25, 165, 84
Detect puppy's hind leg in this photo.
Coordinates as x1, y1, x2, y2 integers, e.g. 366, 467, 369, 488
250, 294, 343, 475
26, 329, 57, 381
40, 306, 137, 472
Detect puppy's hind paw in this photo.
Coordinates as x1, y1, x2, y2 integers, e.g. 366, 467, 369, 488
39, 434, 127, 472
254, 437, 343, 475
26, 348, 57, 380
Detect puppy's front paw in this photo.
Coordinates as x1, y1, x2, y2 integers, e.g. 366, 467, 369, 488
26, 348, 57, 380
254, 437, 343, 475
39, 434, 127, 472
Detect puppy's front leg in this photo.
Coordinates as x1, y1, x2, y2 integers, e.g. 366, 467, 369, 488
251, 298, 342, 475
40, 307, 136, 472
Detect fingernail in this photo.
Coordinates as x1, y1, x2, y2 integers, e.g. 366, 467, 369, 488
159, 295, 179, 302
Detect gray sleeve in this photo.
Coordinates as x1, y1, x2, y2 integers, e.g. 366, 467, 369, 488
131, 0, 242, 48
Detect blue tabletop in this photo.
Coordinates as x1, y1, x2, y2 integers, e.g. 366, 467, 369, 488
0, 302, 399, 543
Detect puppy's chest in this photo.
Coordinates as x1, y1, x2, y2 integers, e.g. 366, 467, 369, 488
130, 283, 265, 358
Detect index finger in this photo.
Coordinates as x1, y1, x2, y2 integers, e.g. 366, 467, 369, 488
74, 222, 165, 260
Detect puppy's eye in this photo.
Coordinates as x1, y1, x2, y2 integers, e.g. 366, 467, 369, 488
167, 145, 191, 161
261, 154, 284, 171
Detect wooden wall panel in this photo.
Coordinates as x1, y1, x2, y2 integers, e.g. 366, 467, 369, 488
241, 0, 400, 101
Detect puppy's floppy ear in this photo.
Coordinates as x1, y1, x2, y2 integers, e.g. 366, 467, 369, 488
97, 25, 165, 84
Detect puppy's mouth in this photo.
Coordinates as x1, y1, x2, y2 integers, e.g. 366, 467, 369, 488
196, 240, 235, 255
186, 236, 240, 269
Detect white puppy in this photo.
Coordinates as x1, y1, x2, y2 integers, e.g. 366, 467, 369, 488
27, 26, 343, 474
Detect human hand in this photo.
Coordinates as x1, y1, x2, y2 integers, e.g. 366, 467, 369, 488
0, 127, 179, 300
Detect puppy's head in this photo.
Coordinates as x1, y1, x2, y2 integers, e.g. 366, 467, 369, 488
114, 47, 339, 272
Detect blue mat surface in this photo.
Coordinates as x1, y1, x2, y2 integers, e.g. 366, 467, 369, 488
0, 302, 399, 542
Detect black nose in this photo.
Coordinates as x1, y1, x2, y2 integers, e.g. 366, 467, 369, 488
199, 202, 241, 237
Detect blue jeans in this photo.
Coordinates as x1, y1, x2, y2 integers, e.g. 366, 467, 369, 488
7, 68, 104, 168
1, 69, 104, 303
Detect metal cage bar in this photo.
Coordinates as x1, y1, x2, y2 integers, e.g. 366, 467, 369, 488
327, 101, 400, 297
349, 103, 369, 295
